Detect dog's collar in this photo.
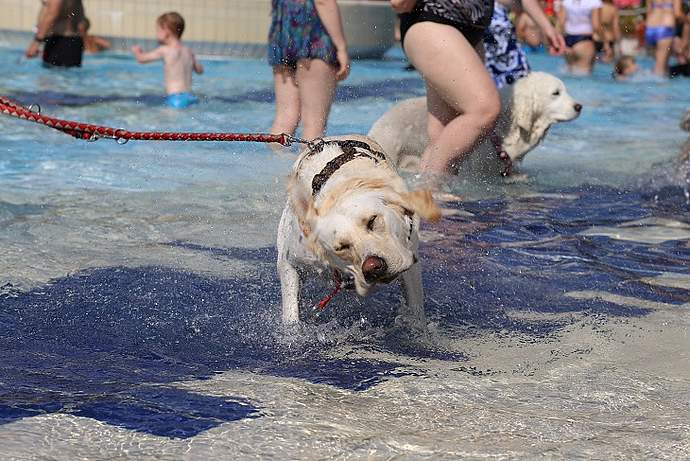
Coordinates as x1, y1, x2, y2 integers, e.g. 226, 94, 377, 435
307, 140, 386, 196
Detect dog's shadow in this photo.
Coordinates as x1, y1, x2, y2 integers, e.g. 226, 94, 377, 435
0, 264, 425, 438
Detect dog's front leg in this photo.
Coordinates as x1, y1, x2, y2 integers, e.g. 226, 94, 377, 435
278, 257, 300, 324
277, 208, 301, 324
399, 260, 427, 328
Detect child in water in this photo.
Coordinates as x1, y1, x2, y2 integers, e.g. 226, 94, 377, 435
79, 18, 111, 54
131, 12, 204, 109
613, 55, 639, 79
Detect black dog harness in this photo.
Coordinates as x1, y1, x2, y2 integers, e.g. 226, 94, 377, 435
306, 139, 387, 196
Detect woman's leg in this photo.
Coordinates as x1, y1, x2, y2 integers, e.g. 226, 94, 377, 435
296, 58, 338, 140
271, 65, 301, 136
571, 39, 596, 73
654, 37, 673, 75
404, 22, 500, 175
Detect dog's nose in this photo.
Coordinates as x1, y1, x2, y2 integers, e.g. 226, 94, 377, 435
362, 255, 388, 282
574, 103, 582, 113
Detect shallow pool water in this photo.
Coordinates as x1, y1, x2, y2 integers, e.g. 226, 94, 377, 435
1, 46, 690, 460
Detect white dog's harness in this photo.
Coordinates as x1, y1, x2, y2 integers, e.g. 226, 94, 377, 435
302, 139, 387, 196
294, 139, 391, 312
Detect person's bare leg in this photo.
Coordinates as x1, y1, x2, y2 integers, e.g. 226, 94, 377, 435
404, 22, 500, 175
571, 40, 596, 74
564, 47, 578, 68
425, 81, 457, 143
271, 66, 300, 136
654, 38, 673, 76
296, 58, 337, 140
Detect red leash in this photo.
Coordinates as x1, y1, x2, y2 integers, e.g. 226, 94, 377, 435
0, 96, 304, 146
315, 270, 344, 311
0, 95, 348, 309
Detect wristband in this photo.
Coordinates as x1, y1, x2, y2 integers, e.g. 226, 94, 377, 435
33, 35, 45, 43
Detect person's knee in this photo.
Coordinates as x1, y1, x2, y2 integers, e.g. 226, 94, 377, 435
472, 94, 501, 133
427, 120, 443, 143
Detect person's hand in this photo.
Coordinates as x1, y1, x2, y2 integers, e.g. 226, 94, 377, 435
130, 45, 143, 55
335, 48, 350, 81
390, 0, 417, 14
543, 27, 566, 56
25, 40, 41, 59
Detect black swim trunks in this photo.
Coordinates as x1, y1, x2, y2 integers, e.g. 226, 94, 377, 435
670, 63, 690, 78
42, 35, 84, 68
399, 0, 495, 47
594, 40, 613, 53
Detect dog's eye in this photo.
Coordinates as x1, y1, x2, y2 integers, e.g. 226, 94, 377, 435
552, 90, 561, 96
335, 242, 351, 252
367, 215, 377, 231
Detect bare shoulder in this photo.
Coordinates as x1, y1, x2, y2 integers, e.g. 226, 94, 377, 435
158, 45, 174, 57
179, 44, 194, 56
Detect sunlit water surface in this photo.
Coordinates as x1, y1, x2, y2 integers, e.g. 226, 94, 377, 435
1, 46, 690, 460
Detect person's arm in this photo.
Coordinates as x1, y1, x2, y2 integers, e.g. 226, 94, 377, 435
557, 3, 567, 36
192, 53, 204, 74
26, 0, 63, 58
673, 0, 683, 22
390, 0, 417, 13
93, 36, 111, 51
520, 0, 566, 54
613, 8, 621, 42
34, 0, 62, 41
131, 45, 164, 63
682, 14, 690, 57
591, 7, 603, 42
314, 0, 350, 80
516, 14, 529, 41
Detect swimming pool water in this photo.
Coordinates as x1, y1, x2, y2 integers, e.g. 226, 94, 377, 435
1, 46, 690, 459
1, 47, 686, 192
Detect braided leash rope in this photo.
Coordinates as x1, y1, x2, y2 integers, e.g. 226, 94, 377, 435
0, 95, 348, 309
0, 96, 305, 146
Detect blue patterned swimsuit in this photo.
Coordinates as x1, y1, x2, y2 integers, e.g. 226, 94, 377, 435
483, 2, 531, 88
268, 0, 338, 68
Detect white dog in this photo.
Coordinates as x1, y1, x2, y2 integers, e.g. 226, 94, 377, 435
277, 135, 440, 324
368, 72, 582, 177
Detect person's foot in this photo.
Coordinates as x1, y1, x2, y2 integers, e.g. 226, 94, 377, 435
407, 172, 460, 202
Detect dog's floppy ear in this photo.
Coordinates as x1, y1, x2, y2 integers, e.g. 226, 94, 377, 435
401, 189, 442, 223
509, 79, 552, 155
287, 176, 319, 237
511, 80, 538, 134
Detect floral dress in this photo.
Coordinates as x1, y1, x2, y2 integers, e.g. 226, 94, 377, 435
483, 2, 531, 88
268, 0, 338, 68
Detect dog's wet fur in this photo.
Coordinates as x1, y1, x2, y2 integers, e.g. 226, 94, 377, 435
277, 135, 440, 325
368, 72, 582, 177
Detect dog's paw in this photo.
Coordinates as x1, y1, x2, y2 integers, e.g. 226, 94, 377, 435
432, 191, 463, 203
418, 229, 446, 243
503, 172, 529, 183
440, 207, 473, 218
